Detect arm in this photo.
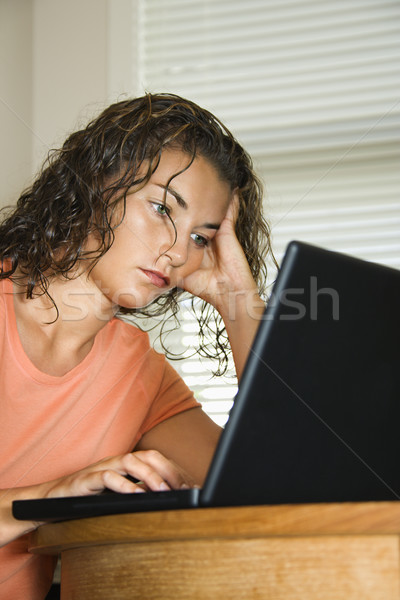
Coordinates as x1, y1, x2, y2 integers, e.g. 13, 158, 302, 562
217, 288, 265, 380
135, 407, 222, 486
182, 193, 265, 380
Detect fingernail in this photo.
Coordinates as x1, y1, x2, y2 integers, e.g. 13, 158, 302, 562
180, 484, 190, 490
159, 482, 170, 491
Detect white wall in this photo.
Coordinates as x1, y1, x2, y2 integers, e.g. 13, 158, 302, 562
0, 0, 33, 206
31, 0, 108, 172
0, 0, 137, 208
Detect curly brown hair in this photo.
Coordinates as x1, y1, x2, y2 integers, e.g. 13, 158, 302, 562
0, 93, 275, 374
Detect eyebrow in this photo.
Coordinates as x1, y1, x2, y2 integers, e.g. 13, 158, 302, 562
155, 184, 221, 230
156, 183, 187, 208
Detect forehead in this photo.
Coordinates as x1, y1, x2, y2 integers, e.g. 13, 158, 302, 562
152, 148, 227, 183
150, 149, 231, 215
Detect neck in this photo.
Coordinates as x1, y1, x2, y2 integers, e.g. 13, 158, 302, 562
13, 272, 117, 376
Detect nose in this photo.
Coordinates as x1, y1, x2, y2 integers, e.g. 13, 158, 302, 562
159, 234, 189, 268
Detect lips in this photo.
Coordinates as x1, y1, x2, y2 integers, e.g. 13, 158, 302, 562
140, 269, 170, 288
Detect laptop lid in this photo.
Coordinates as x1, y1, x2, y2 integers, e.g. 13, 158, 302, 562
200, 240, 400, 506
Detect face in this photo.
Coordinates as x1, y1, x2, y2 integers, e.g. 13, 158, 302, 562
87, 149, 232, 310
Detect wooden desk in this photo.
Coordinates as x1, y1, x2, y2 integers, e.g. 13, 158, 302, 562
30, 502, 400, 599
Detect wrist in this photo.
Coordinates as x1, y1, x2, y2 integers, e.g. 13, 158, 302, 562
0, 483, 50, 547
214, 287, 265, 324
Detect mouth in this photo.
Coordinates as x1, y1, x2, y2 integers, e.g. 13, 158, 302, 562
140, 269, 170, 288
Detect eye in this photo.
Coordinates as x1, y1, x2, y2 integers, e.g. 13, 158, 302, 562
191, 233, 209, 248
152, 202, 170, 217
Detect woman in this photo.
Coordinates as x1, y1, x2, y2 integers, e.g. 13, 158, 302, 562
0, 93, 273, 598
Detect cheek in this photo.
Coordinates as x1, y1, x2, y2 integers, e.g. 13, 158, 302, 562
180, 249, 205, 278
115, 215, 150, 252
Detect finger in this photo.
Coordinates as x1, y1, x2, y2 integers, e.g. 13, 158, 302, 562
100, 470, 146, 494
45, 457, 162, 498
127, 450, 194, 490
224, 190, 240, 226
45, 469, 139, 498
92, 453, 172, 493
47, 451, 192, 500
215, 193, 239, 241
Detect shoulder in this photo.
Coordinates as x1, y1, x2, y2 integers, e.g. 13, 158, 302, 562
101, 317, 166, 370
109, 318, 189, 386
105, 317, 152, 346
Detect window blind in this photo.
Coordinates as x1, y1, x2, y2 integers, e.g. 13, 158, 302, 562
132, 0, 400, 424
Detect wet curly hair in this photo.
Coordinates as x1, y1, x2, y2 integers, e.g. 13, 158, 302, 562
0, 93, 275, 374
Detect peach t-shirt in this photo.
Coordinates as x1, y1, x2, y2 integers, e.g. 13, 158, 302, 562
0, 275, 199, 599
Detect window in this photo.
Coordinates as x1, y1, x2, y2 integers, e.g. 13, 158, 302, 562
131, 0, 400, 424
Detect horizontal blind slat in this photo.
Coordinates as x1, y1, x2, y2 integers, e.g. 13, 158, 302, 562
136, 0, 400, 424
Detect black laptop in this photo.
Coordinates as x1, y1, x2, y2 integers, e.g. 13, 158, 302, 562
13, 241, 400, 522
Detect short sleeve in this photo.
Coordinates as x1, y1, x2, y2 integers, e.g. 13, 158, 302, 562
138, 359, 201, 437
